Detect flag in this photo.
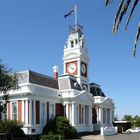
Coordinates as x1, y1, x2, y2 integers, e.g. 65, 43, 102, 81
64, 5, 76, 18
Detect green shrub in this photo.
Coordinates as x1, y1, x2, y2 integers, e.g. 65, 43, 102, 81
40, 132, 64, 140
55, 116, 71, 138
0, 120, 25, 139
70, 126, 77, 138
42, 119, 56, 134
42, 116, 77, 139
55, 116, 77, 139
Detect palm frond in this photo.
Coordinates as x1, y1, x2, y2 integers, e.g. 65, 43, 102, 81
125, 0, 139, 31
105, 0, 113, 6
116, 0, 131, 32
133, 23, 140, 57
112, 0, 124, 33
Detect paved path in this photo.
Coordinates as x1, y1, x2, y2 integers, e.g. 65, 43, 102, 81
105, 133, 140, 140
80, 134, 104, 140
71, 133, 140, 140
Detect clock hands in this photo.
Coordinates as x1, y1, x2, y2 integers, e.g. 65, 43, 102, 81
69, 66, 75, 70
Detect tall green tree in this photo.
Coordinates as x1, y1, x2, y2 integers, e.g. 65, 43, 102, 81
0, 60, 19, 119
124, 114, 133, 122
123, 114, 140, 127
133, 115, 140, 127
105, 0, 140, 57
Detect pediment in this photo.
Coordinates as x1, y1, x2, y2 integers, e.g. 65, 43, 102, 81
75, 91, 93, 104
101, 97, 114, 108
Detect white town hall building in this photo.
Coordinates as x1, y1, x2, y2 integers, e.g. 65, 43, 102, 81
0, 24, 117, 135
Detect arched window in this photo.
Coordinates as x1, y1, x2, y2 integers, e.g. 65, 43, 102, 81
71, 41, 74, 48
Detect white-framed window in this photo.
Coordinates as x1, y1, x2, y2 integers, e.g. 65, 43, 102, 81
79, 104, 84, 124
79, 104, 81, 124
40, 103, 45, 125
12, 102, 17, 120
50, 104, 54, 119
81, 106, 84, 124
85, 105, 89, 124
76, 106, 78, 124
107, 109, 110, 125
32, 100, 34, 125
103, 108, 106, 124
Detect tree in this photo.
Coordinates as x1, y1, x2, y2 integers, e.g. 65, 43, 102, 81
133, 115, 140, 127
123, 114, 140, 128
123, 114, 133, 122
105, 0, 140, 57
0, 60, 19, 119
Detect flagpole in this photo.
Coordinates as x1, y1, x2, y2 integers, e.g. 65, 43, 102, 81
75, 4, 78, 31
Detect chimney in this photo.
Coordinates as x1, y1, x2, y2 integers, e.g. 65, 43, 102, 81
53, 66, 58, 78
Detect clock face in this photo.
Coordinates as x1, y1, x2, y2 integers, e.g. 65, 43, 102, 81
81, 63, 86, 74
81, 62, 87, 77
67, 63, 77, 74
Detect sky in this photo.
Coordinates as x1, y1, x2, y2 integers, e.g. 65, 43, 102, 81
0, 0, 140, 119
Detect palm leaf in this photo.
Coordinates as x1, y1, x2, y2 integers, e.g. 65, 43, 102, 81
125, 0, 139, 31
105, 0, 113, 6
133, 23, 140, 57
112, 0, 124, 33
116, 0, 131, 32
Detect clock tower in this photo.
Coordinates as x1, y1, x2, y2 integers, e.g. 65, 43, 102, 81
63, 24, 89, 91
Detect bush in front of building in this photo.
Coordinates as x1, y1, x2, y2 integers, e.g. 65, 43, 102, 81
0, 120, 25, 139
40, 132, 64, 140
55, 116, 77, 139
42, 116, 77, 139
42, 118, 56, 135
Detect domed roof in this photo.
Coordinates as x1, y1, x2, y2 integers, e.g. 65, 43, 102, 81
90, 82, 106, 97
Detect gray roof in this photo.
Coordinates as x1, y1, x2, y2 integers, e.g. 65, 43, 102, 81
58, 75, 82, 91
90, 82, 106, 97
70, 77, 81, 90
18, 70, 59, 89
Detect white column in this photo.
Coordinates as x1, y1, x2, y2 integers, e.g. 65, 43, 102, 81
63, 62, 66, 74
63, 103, 66, 117
99, 107, 103, 125
96, 107, 99, 122
105, 108, 108, 125
66, 103, 68, 120
25, 100, 28, 125
110, 109, 113, 125
76, 105, 79, 125
83, 106, 85, 124
112, 109, 114, 122
10, 102, 12, 120
34, 100, 36, 125
89, 106, 93, 131
71, 102, 76, 126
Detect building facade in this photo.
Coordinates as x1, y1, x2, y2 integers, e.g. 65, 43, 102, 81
0, 25, 117, 135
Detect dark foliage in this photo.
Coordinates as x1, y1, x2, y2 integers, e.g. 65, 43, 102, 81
40, 132, 64, 140
42, 116, 77, 139
0, 120, 25, 139
42, 119, 56, 135
0, 60, 19, 93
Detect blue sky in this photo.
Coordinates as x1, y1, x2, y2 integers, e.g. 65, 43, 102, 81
0, 0, 140, 119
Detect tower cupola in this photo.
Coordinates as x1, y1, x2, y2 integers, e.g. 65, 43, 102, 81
63, 24, 89, 91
